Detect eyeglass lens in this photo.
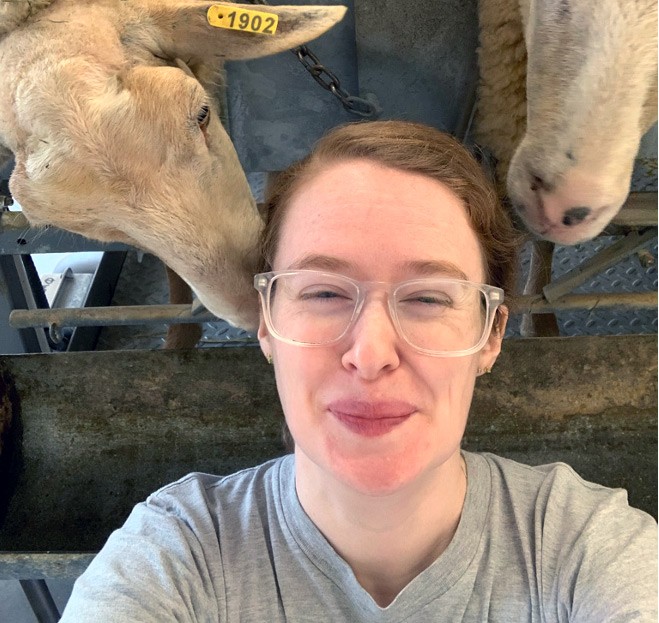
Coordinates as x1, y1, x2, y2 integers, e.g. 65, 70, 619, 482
266, 272, 489, 353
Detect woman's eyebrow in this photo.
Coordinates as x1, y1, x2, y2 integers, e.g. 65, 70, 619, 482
289, 255, 352, 272
288, 256, 470, 280
400, 260, 469, 281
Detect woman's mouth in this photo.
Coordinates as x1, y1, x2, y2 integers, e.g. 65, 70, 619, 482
327, 400, 416, 438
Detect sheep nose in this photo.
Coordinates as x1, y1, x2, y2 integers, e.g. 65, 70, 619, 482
562, 207, 591, 226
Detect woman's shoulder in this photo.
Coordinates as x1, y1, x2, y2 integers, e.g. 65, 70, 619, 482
465, 450, 655, 537
469, 450, 613, 491
464, 452, 657, 618
468, 451, 630, 505
142, 454, 294, 521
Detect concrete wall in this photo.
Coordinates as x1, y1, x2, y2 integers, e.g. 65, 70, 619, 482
0, 335, 656, 579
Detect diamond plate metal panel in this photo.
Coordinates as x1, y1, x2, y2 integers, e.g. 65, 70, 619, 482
506, 236, 658, 338
95, 252, 257, 351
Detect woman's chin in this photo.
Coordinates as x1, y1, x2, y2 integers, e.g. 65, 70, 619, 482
323, 440, 433, 496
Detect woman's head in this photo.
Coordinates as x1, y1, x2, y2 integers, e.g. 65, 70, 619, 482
255, 120, 522, 496
259, 120, 520, 304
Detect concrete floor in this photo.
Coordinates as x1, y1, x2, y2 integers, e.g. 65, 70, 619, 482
1, 579, 74, 621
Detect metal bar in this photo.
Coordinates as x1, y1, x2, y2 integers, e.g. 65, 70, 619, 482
9, 303, 218, 329
543, 229, 658, 302
8, 290, 657, 332
0, 255, 30, 353
515, 291, 657, 314
67, 251, 127, 351
0, 255, 50, 353
9, 292, 657, 330
520, 240, 560, 337
18, 580, 61, 623
610, 192, 658, 227
12, 255, 52, 352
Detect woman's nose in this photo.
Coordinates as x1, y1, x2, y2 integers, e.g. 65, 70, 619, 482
340, 299, 401, 379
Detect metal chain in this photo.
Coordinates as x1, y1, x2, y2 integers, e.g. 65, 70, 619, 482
291, 45, 379, 118
248, 0, 380, 118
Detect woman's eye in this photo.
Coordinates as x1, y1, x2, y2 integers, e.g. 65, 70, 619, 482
299, 288, 345, 301
404, 293, 452, 306
196, 105, 210, 132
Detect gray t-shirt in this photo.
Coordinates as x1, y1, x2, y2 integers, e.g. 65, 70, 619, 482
60, 452, 657, 622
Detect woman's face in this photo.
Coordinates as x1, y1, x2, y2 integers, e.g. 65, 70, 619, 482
259, 159, 505, 495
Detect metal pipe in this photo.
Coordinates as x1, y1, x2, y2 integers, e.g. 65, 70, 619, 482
543, 229, 657, 302
18, 580, 61, 623
514, 291, 657, 314
8, 291, 657, 331
610, 192, 658, 227
10, 304, 218, 329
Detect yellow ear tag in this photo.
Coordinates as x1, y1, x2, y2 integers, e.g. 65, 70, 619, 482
207, 6, 279, 35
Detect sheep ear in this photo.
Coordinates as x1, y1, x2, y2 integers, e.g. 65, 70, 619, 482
151, 2, 347, 62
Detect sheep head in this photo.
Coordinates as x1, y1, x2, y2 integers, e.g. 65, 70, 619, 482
507, 0, 657, 244
0, 0, 347, 331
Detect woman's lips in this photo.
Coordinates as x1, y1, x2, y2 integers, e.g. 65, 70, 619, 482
327, 400, 416, 438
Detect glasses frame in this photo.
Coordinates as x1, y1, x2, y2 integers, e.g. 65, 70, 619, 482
254, 270, 505, 357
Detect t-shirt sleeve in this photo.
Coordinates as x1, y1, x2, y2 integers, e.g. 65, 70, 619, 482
540, 468, 658, 622
59, 487, 223, 623
568, 501, 657, 622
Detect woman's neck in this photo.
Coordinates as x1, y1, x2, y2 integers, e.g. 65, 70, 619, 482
294, 450, 467, 607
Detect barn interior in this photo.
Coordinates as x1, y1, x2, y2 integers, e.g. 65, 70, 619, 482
0, 0, 656, 620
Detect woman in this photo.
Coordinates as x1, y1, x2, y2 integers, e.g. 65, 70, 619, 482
61, 121, 656, 621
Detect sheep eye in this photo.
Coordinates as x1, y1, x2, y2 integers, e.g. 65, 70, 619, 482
196, 105, 210, 131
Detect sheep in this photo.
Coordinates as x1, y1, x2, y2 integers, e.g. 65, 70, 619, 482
0, 0, 346, 346
475, 0, 657, 245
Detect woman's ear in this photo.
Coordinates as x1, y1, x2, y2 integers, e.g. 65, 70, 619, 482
477, 306, 508, 374
257, 314, 272, 362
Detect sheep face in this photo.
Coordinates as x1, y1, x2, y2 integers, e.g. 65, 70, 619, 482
507, 0, 657, 245
0, 0, 347, 331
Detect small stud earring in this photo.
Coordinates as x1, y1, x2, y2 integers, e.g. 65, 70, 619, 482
266, 354, 273, 365
478, 366, 492, 375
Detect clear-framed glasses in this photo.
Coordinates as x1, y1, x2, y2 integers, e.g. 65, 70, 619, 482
254, 270, 504, 357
